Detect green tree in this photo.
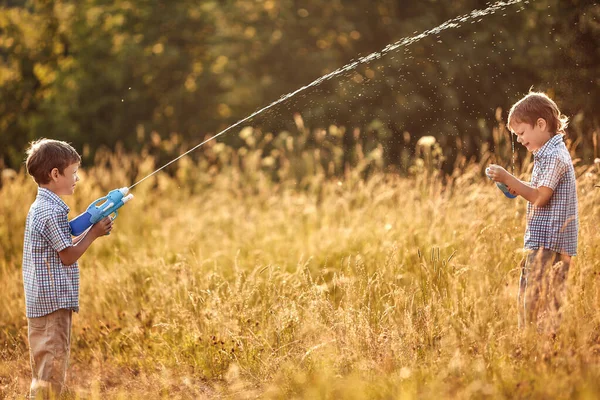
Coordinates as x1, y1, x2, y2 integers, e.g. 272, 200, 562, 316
1, 0, 599, 171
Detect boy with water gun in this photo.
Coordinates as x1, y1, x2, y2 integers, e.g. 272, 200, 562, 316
22, 138, 132, 398
487, 92, 578, 334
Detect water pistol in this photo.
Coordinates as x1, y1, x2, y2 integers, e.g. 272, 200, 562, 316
485, 167, 516, 199
69, 187, 134, 236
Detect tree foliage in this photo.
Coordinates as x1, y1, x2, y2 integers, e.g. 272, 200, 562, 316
1, 0, 599, 171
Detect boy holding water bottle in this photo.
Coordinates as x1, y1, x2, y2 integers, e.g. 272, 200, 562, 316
487, 92, 578, 334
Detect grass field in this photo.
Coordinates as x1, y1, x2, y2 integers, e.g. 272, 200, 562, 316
1, 127, 599, 399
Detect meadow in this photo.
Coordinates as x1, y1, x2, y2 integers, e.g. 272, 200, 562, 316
1, 122, 599, 399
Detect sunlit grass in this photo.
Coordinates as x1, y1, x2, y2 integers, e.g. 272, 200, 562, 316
1, 125, 599, 399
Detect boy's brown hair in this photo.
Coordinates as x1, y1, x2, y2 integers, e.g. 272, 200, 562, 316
25, 139, 81, 185
508, 91, 569, 135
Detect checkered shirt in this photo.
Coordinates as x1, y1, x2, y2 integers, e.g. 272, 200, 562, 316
525, 134, 579, 256
22, 187, 79, 318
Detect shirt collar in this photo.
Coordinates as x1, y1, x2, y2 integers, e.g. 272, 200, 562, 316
37, 187, 70, 213
534, 134, 564, 159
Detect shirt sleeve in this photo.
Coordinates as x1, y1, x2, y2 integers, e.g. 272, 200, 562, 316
536, 155, 567, 191
40, 208, 73, 252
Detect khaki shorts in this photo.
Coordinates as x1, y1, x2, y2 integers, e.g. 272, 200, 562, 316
28, 308, 72, 399
517, 249, 571, 333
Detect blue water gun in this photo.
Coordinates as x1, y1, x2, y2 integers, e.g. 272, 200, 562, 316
69, 187, 134, 236
485, 167, 516, 199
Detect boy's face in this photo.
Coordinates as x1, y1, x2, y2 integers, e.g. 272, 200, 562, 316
49, 162, 80, 195
509, 118, 552, 153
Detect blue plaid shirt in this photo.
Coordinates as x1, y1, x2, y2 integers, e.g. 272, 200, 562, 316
22, 187, 79, 318
525, 134, 578, 256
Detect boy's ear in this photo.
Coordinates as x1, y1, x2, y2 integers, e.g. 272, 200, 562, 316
49, 167, 60, 182
536, 118, 547, 131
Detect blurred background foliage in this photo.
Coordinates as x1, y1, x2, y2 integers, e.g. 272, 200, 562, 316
1, 0, 599, 173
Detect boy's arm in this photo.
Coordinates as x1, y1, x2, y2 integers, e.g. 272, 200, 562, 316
59, 217, 113, 266
502, 176, 553, 207
487, 164, 553, 207
72, 232, 87, 244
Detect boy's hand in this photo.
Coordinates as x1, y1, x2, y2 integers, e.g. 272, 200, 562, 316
486, 164, 511, 184
90, 216, 113, 238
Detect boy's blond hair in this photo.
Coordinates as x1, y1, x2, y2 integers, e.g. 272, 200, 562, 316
508, 91, 569, 135
25, 139, 81, 185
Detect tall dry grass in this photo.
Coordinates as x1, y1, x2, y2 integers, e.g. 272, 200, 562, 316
1, 121, 599, 399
